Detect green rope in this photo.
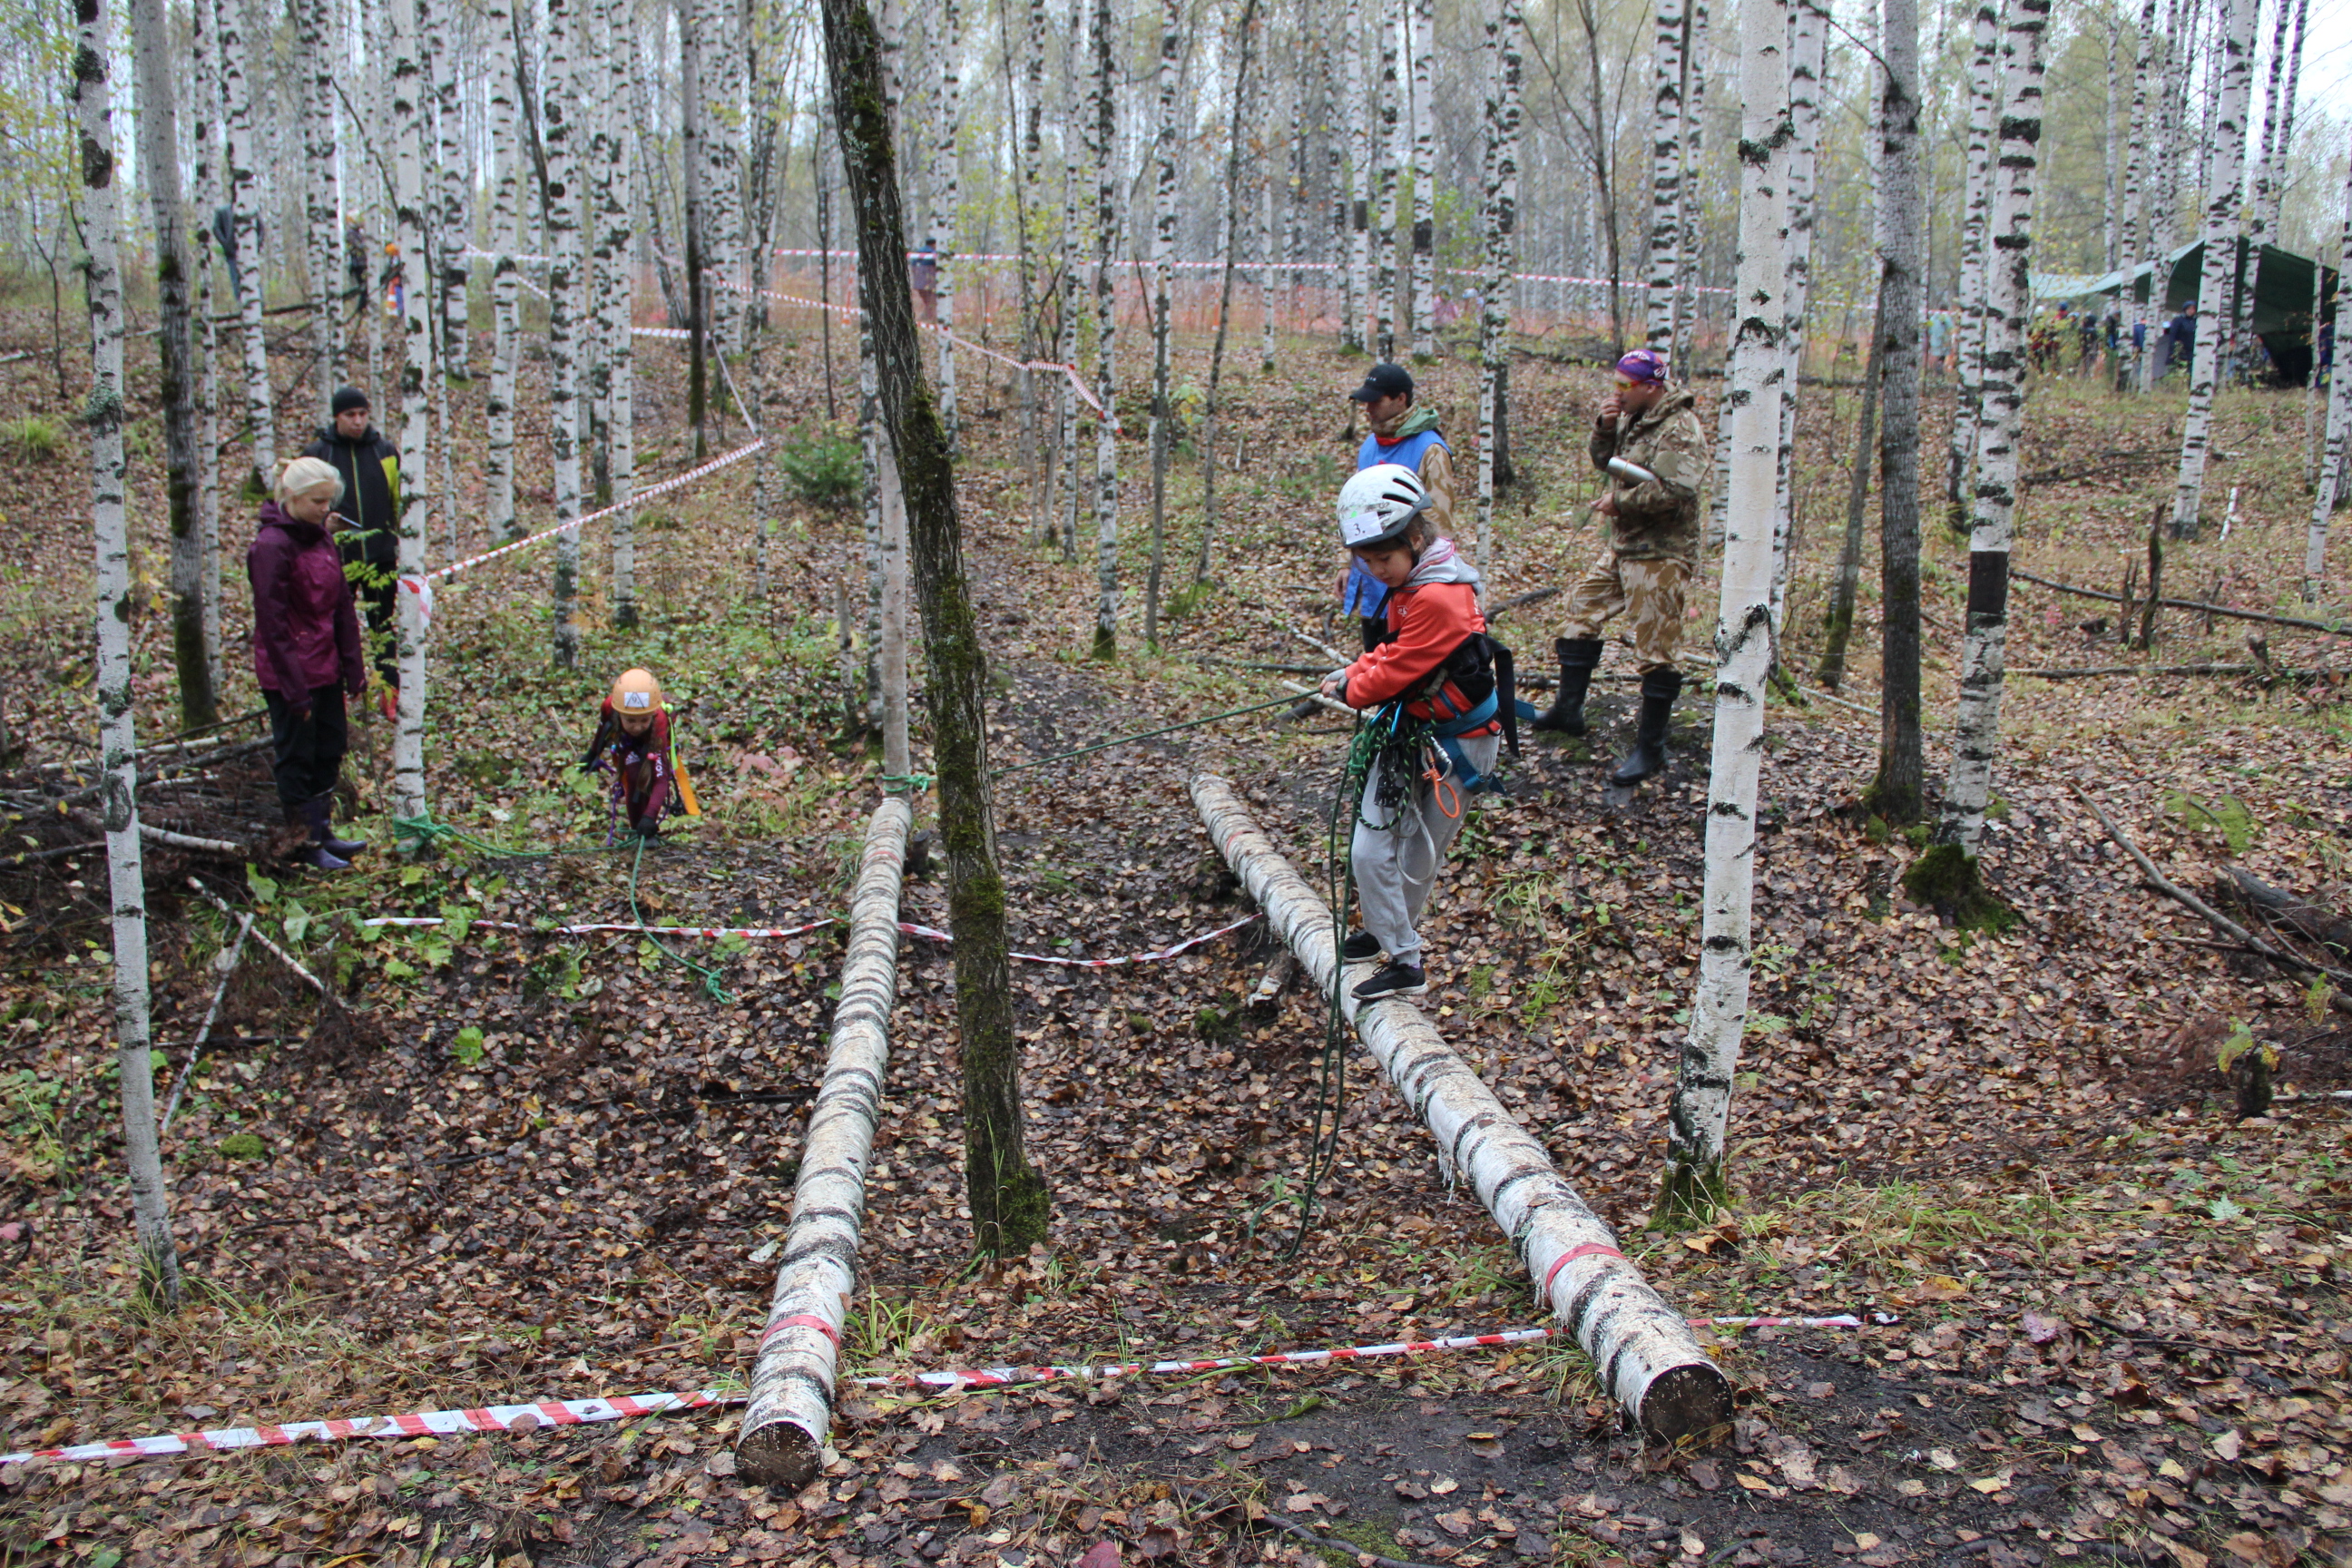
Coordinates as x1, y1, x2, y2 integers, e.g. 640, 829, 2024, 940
389, 809, 555, 860
629, 834, 736, 1004
1284, 705, 1431, 1259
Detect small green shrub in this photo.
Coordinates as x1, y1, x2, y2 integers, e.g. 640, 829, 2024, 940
218, 1132, 269, 1161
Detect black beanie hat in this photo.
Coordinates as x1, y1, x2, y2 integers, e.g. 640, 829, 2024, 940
331, 386, 369, 416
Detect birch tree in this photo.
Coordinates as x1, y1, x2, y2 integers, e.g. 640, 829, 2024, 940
389, 0, 434, 826
299, 0, 341, 423
1769, 0, 1825, 625
1870, 0, 1927, 820
1089, 0, 1120, 658
1406, 0, 1434, 358
1653, 0, 1790, 1229
486, 0, 522, 540
930, 0, 961, 451
1143, 0, 1179, 649
1642, 0, 1684, 356
429, 0, 468, 374
2114, 0, 2157, 389
546, 0, 586, 666
2239, 0, 2308, 364
1342, 0, 1367, 352
1918, 0, 2045, 909
2308, 132, 2352, 603
2167, 0, 2254, 543
592, 0, 638, 627
77, 0, 182, 1305
681, 0, 710, 453
821, 0, 1050, 1256
218, 0, 274, 495
1373, 0, 1400, 359
1945, 1, 1997, 525
1476, 0, 1522, 572
1672, 0, 1704, 368
1197, 0, 1259, 583
191, 0, 222, 682
130, 0, 213, 730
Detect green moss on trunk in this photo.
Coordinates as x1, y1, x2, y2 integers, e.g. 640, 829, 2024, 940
822, 0, 1049, 1258
1900, 842, 2017, 933
1648, 1155, 1730, 1231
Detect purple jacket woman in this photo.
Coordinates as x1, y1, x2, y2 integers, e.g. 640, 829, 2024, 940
248, 459, 370, 869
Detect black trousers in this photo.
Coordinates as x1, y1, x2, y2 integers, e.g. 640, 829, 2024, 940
264, 686, 349, 807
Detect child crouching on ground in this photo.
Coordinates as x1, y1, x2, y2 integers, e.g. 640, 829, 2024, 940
1318, 463, 1512, 1001
582, 669, 693, 842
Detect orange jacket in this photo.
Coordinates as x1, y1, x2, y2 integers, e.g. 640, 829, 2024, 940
1339, 543, 1498, 733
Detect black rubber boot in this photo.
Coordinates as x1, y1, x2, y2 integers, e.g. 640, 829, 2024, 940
303, 794, 368, 858
1611, 668, 1682, 786
1531, 638, 1602, 734
285, 802, 349, 871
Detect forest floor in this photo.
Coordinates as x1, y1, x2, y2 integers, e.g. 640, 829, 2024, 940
0, 289, 2345, 1568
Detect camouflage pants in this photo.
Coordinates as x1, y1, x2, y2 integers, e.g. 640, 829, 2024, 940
1561, 550, 1689, 674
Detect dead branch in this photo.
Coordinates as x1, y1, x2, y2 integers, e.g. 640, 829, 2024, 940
2014, 664, 2257, 680
2014, 568, 2352, 637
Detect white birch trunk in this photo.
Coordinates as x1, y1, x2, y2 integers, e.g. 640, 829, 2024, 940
1191, 777, 1733, 1438
1056, 0, 1083, 555
2256, 0, 2307, 242
931, 0, 961, 453
1406, 0, 1435, 359
1945, 1, 1997, 518
390, 0, 434, 825
1259, 70, 1283, 374
2167, 0, 2254, 542
592, 0, 638, 629
192, 0, 223, 687
79, 0, 183, 1304
1672, 0, 1704, 370
1090, 0, 1120, 657
2239, 0, 2308, 357
2116, 0, 2156, 389
2307, 133, 2352, 602
1655, 0, 1790, 1226
486, 0, 521, 540
428, 1, 467, 374
734, 798, 913, 1491
879, 437, 911, 779
1643, 0, 1684, 355
300, 0, 341, 425
1144, 0, 1179, 649
1769, 0, 1824, 627
859, 312, 885, 719
1373, 0, 1401, 360
219, 0, 275, 494
546, 0, 585, 667
1476, 0, 1522, 573
2137, 0, 2181, 393
1938, 0, 2047, 856
1343, 0, 1368, 352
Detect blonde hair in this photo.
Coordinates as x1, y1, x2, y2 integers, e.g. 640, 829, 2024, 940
275, 456, 345, 505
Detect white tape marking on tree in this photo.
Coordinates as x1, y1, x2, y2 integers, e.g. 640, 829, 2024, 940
735, 798, 913, 1490
1189, 774, 1734, 1443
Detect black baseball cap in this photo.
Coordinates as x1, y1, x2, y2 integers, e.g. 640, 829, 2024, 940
1348, 363, 1415, 403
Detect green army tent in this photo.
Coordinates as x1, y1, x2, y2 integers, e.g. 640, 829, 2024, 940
2037, 239, 2340, 383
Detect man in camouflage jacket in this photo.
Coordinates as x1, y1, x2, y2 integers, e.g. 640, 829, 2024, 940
1532, 348, 1705, 788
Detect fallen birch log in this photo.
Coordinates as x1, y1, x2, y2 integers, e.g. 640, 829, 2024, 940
1190, 775, 1732, 1442
736, 797, 914, 1489
140, 823, 246, 855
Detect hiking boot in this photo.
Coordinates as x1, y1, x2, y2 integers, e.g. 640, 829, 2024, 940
1610, 668, 1682, 786
1531, 638, 1602, 735
1351, 961, 1428, 1001
1340, 929, 1383, 962
301, 794, 368, 858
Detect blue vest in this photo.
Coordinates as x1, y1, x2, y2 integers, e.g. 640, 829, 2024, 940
1343, 427, 1450, 617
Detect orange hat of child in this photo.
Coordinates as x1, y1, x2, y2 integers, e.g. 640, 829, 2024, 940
611, 669, 663, 715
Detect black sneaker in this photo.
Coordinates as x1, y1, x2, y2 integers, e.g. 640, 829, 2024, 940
1351, 962, 1427, 1000
1340, 930, 1382, 962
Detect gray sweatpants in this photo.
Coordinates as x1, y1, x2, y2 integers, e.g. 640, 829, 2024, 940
1352, 731, 1500, 968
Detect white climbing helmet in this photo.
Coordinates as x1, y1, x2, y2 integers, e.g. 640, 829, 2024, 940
1336, 463, 1431, 551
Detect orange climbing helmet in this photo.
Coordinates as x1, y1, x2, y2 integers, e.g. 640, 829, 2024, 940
610, 669, 663, 716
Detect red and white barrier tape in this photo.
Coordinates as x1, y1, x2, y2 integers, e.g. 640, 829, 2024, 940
411, 438, 766, 586
0, 1309, 1889, 1466
359, 911, 1258, 965
848, 1313, 1894, 1392
897, 911, 1257, 966
0, 1388, 740, 1467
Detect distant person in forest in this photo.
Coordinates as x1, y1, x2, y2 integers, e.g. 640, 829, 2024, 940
1318, 464, 1508, 1002
581, 669, 699, 843
249, 456, 368, 872
1340, 363, 1455, 651
1531, 348, 1702, 789
2158, 301, 2197, 380
2077, 307, 2101, 374
1926, 309, 1952, 374
909, 241, 939, 325
301, 387, 401, 720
